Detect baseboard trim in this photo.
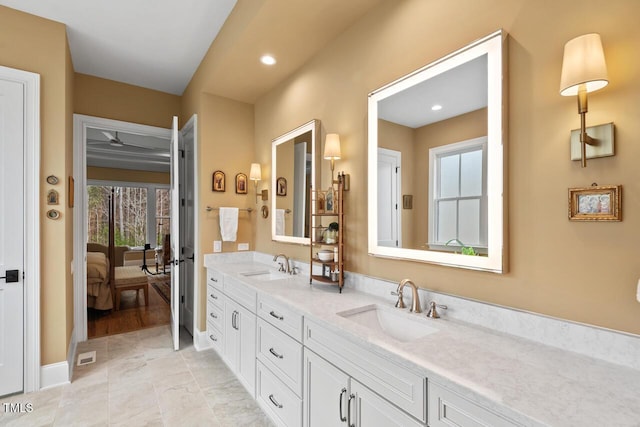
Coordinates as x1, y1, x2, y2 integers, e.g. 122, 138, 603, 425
193, 327, 213, 352
66, 327, 77, 382
40, 361, 70, 390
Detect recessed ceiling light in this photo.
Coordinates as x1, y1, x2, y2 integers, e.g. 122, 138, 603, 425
431, 104, 443, 111
260, 55, 276, 65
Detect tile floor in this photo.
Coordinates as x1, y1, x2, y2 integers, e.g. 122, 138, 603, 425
0, 326, 274, 426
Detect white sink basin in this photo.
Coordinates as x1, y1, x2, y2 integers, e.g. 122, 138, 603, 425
239, 270, 290, 281
337, 304, 438, 342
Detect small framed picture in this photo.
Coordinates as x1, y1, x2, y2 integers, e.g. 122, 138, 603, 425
212, 171, 225, 192
568, 185, 621, 221
235, 173, 247, 194
276, 177, 287, 196
325, 187, 335, 214
316, 191, 326, 214
47, 189, 59, 205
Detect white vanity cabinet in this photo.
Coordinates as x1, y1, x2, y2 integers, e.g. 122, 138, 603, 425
304, 318, 427, 426
205, 269, 225, 353
303, 349, 425, 427
222, 276, 257, 397
255, 295, 305, 427
429, 382, 520, 427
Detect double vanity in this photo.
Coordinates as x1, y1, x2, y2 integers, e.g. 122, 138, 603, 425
204, 252, 640, 427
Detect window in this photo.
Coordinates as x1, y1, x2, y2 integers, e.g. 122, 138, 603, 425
87, 181, 170, 248
428, 137, 487, 252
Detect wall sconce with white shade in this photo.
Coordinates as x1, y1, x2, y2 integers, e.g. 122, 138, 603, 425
324, 133, 341, 184
560, 33, 614, 167
250, 163, 267, 203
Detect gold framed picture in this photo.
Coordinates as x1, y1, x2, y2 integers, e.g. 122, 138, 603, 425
235, 173, 247, 194
568, 185, 621, 221
212, 170, 225, 192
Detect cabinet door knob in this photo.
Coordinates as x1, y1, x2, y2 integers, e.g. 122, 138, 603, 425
269, 347, 284, 359
339, 387, 347, 422
269, 310, 284, 321
268, 394, 283, 409
209, 312, 217, 319
210, 293, 217, 299
347, 393, 355, 427
209, 335, 217, 342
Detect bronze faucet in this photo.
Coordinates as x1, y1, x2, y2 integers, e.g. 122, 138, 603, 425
395, 279, 422, 313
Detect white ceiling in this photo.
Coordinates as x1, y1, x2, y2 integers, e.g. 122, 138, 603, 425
379, 55, 488, 129
0, 0, 236, 95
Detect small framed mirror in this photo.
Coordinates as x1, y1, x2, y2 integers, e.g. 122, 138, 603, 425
367, 30, 506, 273
271, 119, 320, 244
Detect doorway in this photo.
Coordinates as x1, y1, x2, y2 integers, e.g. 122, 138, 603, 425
73, 115, 197, 344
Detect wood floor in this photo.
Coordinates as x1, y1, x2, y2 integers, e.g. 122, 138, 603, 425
88, 281, 171, 338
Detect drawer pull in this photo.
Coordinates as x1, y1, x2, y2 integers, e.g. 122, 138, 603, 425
210, 277, 218, 282
339, 387, 347, 422
268, 394, 283, 409
269, 347, 284, 359
269, 310, 284, 321
209, 293, 218, 299
209, 335, 217, 342
209, 312, 218, 319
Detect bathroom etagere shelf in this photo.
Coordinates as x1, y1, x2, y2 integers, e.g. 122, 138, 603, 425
309, 181, 344, 292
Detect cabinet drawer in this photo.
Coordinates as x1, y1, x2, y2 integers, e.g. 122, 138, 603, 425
305, 319, 426, 422
207, 285, 224, 309
429, 382, 519, 427
258, 295, 304, 342
206, 300, 224, 331
206, 268, 224, 290
224, 275, 257, 311
256, 361, 302, 427
206, 321, 224, 355
257, 319, 303, 396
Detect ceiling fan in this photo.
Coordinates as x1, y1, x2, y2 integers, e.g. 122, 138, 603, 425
87, 131, 167, 152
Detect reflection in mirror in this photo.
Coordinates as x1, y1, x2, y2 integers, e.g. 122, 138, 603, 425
368, 30, 505, 273
272, 120, 320, 244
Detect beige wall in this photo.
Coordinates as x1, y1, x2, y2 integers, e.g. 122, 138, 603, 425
253, 0, 640, 335
195, 93, 255, 330
0, 6, 74, 364
87, 167, 170, 185
74, 73, 180, 128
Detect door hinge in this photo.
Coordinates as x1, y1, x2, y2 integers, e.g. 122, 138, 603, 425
396, 240, 399, 247
181, 295, 184, 303
181, 199, 185, 206
181, 247, 185, 255
395, 167, 399, 173
180, 149, 185, 158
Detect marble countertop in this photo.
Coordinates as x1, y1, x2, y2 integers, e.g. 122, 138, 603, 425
205, 258, 640, 427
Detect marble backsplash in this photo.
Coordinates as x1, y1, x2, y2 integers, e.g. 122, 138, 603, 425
211, 251, 640, 371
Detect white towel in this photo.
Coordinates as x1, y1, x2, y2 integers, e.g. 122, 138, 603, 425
275, 209, 285, 235
219, 207, 239, 242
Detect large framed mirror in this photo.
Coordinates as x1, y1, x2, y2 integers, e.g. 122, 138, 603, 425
367, 30, 506, 273
272, 119, 320, 244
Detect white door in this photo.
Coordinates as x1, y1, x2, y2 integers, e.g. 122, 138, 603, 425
0, 78, 25, 396
180, 116, 196, 336
377, 148, 401, 247
303, 349, 350, 427
293, 141, 307, 236
170, 116, 180, 350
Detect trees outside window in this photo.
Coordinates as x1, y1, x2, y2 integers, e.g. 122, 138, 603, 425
88, 182, 170, 247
